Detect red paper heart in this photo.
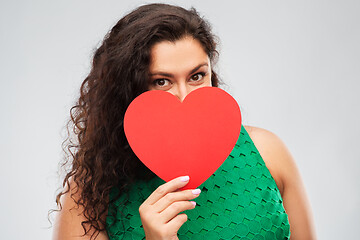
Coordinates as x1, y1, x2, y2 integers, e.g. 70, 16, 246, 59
124, 87, 241, 190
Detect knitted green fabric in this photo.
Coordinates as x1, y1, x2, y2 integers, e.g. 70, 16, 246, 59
106, 125, 290, 239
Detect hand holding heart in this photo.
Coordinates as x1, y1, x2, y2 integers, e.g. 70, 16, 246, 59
126, 87, 241, 239
124, 86, 241, 190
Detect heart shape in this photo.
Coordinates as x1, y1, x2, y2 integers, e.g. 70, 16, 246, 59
124, 87, 241, 189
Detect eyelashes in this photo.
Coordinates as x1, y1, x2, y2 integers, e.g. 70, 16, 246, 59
189, 72, 206, 82
152, 79, 169, 87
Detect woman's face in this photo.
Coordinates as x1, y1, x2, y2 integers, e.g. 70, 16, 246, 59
148, 36, 212, 102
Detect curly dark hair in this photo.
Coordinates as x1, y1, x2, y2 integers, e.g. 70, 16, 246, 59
54, 3, 221, 239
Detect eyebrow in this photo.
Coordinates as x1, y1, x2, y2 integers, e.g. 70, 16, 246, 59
149, 63, 209, 78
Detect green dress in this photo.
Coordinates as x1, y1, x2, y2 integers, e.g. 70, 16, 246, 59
106, 125, 291, 239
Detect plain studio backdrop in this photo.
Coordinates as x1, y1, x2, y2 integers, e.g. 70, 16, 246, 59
1, 0, 359, 239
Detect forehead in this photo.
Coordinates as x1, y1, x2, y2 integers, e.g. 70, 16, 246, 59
149, 37, 210, 72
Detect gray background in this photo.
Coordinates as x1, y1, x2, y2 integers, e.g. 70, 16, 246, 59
1, 0, 359, 239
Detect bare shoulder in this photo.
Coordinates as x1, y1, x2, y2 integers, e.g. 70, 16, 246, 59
243, 125, 294, 195
52, 180, 109, 240
243, 125, 288, 150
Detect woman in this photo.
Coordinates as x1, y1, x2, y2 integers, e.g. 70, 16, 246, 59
53, 3, 315, 240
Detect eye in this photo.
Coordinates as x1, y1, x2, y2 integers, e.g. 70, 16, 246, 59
152, 79, 171, 88
189, 72, 206, 82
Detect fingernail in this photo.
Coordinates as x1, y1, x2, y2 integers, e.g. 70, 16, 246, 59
180, 176, 190, 182
192, 189, 201, 195
190, 201, 196, 206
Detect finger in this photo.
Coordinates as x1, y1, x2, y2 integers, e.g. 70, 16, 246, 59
159, 200, 196, 223
153, 188, 201, 213
144, 176, 190, 205
166, 213, 188, 232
